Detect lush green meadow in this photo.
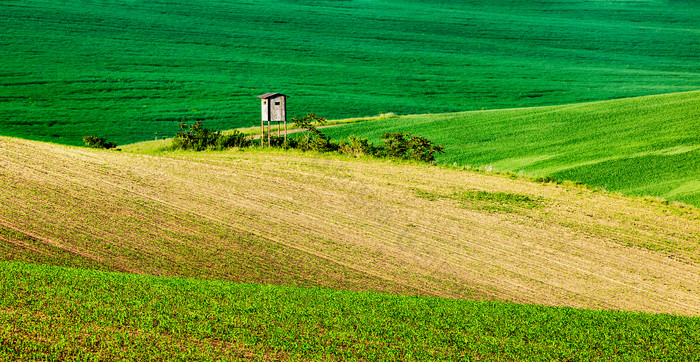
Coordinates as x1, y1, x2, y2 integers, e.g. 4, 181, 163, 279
323, 91, 700, 206
2, 261, 698, 361
1, 0, 699, 145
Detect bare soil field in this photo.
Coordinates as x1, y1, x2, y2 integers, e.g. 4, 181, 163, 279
1, 136, 698, 316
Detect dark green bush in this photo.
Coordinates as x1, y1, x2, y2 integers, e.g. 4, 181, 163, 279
379, 132, 445, 162
288, 126, 443, 162
83, 135, 117, 149
534, 175, 561, 184
259, 133, 288, 148
338, 135, 376, 157
216, 130, 250, 149
406, 133, 445, 162
171, 120, 215, 151
308, 137, 339, 153
172, 120, 249, 151
379, 132, 410, 159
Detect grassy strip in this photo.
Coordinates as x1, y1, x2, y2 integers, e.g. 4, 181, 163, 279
413, 187, 543, 213
1, 261, 699, 360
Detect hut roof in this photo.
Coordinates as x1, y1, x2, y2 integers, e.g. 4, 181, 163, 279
257, 93, 288, 99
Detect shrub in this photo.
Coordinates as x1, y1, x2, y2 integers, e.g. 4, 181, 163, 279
83, 135, 117, 149
406, 133, 445, 162
166, 116, 445, 164
534, 175, 560, 184
308, 137, 339, 153
380, 132, 410, 159
379, 132, 444, 162
172, 120, 250, 151
259, 133, 288, 148
338, 135, 376, 157
216, 130, 250, 149
171, 120, 218, 151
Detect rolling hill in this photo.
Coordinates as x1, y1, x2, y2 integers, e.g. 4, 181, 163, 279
1, 136, 698, 317
3, 135, 700, 358
3, 0, 699, 358
1, 0, 699, 145
323, 91, 700, 207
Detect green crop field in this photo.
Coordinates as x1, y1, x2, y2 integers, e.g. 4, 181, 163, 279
323, 91, 700, 207
1, 0, 699, 145
2, 261, 699, 361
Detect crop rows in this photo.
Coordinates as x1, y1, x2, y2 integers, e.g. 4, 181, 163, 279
2, 261, 699, 360
1, 0, 698, 145
1, 136, 699, 316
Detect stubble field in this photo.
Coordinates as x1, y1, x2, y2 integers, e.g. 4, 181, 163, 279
1, 136, 698, 316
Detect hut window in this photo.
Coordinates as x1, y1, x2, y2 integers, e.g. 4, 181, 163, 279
274, 102, 280, 105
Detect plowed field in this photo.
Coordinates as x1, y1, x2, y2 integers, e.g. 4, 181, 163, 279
1, 137, 698, 315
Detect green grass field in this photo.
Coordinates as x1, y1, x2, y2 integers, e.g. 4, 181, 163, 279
3, 261, 699, 361
323, 91, 700, 207
1, 0, 699, 145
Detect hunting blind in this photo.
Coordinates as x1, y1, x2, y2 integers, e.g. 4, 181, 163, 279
257, 92, 288, 148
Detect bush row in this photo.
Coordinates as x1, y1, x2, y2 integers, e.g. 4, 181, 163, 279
84, 115, 445, 163
273, 132, 445, 162
259, 113, 446, 162
170, 115, 444, 163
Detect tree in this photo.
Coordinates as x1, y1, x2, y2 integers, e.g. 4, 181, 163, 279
292, 113, 327, 150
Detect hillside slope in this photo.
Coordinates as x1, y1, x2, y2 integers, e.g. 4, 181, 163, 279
1, 0, 698, 145
1, 137, 699, 315
324, 91, 700, 206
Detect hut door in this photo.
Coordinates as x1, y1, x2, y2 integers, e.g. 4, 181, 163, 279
272, 101, 282, 122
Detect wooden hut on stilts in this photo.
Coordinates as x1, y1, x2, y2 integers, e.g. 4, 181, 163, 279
257, 93, 288, 148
